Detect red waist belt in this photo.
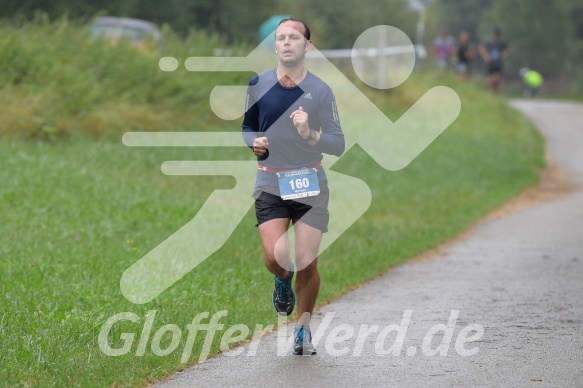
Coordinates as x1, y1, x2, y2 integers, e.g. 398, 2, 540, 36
257, 161, 321, 173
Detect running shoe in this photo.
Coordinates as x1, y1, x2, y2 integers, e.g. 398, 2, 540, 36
293, 325, 317, 355
272, 267, 295, 316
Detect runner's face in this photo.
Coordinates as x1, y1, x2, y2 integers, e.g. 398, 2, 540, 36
459, 32, 469, 43
275, 21, 310, 66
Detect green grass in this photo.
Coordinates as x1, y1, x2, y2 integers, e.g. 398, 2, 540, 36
0, 18, 545, 387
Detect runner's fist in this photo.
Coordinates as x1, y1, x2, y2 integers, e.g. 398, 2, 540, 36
253, 136, 269, 156
290, 106, 310, 139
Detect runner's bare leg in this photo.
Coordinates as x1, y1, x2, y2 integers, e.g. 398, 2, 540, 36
293, 220, 322, 326
258, 218, 291, 279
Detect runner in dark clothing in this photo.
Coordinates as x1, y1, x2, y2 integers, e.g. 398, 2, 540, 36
479, 27, 511, 93
242, 17, 345, 356
454, 31, 474, 81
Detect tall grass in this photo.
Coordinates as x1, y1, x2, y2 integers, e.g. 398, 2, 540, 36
0, 15, 251, 140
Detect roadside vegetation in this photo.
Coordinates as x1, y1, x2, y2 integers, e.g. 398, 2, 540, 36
0, 18, 544, 386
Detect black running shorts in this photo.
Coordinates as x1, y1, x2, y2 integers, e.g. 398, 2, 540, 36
487, 61, 503, 75
254, 180, 330, 232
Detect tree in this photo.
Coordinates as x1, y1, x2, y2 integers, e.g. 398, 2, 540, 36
297, 0, 416, 49
480, 0, 573, 74
0, 0, 418, 48
429, 0, 493, 41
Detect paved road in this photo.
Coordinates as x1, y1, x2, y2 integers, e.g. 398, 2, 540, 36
157, 100, 583, 387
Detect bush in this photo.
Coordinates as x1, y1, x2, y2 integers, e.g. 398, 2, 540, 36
0, 15, 251, 140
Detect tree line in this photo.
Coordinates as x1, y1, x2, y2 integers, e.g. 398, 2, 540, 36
2, 0, 582, 92
428, 0, 583, 91
0, 0, 417, 49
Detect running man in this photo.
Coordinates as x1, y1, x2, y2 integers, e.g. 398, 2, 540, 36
454, 31, 474, 81
479, 26, 511, 94
242, 17, 345, 355
432, 28, 456, 69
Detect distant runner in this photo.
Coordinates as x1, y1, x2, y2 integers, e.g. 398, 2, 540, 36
432, 28, 456, 69
454, 31, 474, 81
519, 67, 544, 97
479, 27, 511, 94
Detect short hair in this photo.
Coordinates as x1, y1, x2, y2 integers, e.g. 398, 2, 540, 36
277, 17, 311, 41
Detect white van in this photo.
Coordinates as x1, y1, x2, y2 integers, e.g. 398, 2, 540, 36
91, 17, 161, 50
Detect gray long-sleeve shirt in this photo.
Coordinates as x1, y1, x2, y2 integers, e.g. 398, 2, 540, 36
242, 68, 345, 191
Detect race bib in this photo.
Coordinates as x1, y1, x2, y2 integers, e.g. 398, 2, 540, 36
277, 168, 320, 200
